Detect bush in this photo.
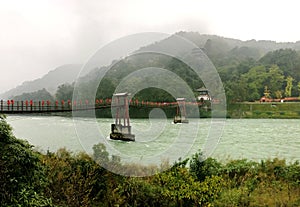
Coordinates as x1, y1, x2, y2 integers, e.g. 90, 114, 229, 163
0, 114, 53, 206
190, 152, 222, 181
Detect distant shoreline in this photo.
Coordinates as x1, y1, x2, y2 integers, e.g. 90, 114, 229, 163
227, 102, 300, 119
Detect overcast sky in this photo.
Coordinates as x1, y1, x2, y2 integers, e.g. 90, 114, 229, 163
1, 0, 300, 93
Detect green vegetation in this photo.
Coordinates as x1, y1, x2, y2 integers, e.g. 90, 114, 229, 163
5, 33, 300, 113
1, 115, 300, 206
50, 35, 300, 107
55, 83, 74, 101
0, 114, 54, 206
12, 88, 54, 102
228, 102, 300, 118
221, 49, 300, 102
6, 33, 300, 119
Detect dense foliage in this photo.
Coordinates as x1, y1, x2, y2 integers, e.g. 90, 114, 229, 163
0, 114, 53, 206
1, 116, 300, 206
222, 49, 300, 102
8, 33, 300, 105
50, 42, 300, 105
55, 83, 74, 101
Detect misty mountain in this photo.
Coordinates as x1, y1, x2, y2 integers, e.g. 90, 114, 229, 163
140, 31, 300, 67
1, 64, 82, 99
177, 31, 300, 53
71, 31, 300, 103
3, 31, 300, 100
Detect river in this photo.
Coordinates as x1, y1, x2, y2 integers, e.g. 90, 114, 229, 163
6, 115, 300, 165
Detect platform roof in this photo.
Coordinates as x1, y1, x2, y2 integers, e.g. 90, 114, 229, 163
113, 92, 129, 97
195, 87, 209, 92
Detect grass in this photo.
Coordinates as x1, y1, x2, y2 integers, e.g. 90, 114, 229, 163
228, 102, 300, 118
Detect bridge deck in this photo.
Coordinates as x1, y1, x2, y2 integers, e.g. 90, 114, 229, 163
0, 99, 203, 114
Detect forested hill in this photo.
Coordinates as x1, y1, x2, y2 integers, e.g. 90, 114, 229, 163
6, 32, 300, 103
143, 31, 300, 62
70, 32, 300, 103
177, 31, 300, 53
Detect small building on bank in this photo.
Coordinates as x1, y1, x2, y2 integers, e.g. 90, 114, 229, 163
195, 87, 211, 102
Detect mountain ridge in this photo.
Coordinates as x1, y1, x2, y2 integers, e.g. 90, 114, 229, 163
0, 64, 82, 99
3, 31, 300, 100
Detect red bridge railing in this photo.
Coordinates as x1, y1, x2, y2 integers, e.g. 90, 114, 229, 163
0, 99, 205, 114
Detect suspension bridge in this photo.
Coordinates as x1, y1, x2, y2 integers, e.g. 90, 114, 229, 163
0, 93, 209, 141
0, 98, 204, 114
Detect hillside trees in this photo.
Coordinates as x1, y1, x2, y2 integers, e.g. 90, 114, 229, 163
96, 78, 115, 99
42, 46, 300, 103
226, 65, 285, 101
224, 49, 300, 102
55, 83, 74, 101
12, 88, 54, 101
285, 76, 294, 97
259, 49, 300, 80
5, 34, 300, 103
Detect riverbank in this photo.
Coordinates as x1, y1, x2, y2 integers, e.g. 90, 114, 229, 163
228, 102, 300, 118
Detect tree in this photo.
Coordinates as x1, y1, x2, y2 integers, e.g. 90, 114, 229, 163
152, 162, 224, 206
190, 152, 222, 182
96, 78, 115, 99
55, 83, 74, 101
274, 90, 283, 99
43, 148, 109, 207
228, 65, 286, 101
0, 115, 53, 206
285, 76, 293, 97
240, 65, 268, 101
266, 65, 285, 94
264, 86, 271, 98
259, 48, 300, 80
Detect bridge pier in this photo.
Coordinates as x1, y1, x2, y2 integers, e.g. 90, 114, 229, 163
110, 92, 135, 141
174, 98, 189, 124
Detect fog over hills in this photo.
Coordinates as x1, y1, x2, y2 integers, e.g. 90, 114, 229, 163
144, 32, 300, 58
0, 64, 82, 99
2, 32, 300, 100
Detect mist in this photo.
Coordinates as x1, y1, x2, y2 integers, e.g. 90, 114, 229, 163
1, 0, 300, 93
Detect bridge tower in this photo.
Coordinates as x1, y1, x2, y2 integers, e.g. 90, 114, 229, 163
110, 92, 135, 141
173, 98, 189, 124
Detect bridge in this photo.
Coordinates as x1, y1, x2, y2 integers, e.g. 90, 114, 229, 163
0, 98, 204, 114
0, 95, 208, 141
0, 99, 111, 114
